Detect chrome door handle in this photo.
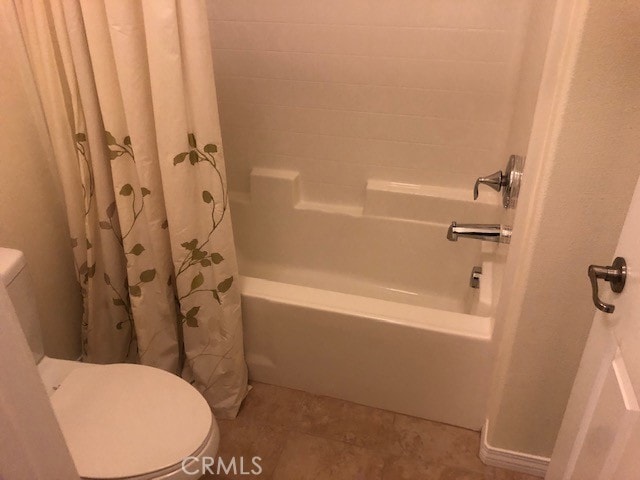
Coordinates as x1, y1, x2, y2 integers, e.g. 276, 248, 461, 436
588, 257, 626, 313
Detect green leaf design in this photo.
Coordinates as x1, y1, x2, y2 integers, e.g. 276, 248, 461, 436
141, 187, 151, 197
87, 264, 96, 278
191, 272, 204, 290
108, 149, 120, 160
139, 269, 156, 282
70, 237, 78, 248
104, 273, 111, 285
129, 285, 142, 297
170, 133, 230, 302
75, 132, 87, 142
78, 262, 88, 275
123, 136, 131, 146
186, 317, 198, 327
105, 131, 116, 145
173, 152, 188, 165
129, 244, 145, 256
113, 298, 125, 306
192, 249, 206, 261
120, 184, 133, 196
106, 201, 117, 218
99, 221, 112, 230
217, 276, 233, 293
161, 219, 169, 229
86, 239, 92, 249
186, 306, 200, 318
181, 239, 198, 250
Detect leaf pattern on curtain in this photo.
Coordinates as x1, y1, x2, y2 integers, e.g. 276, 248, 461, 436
99, 130, 175, 366
72, 130, 131, 360
173, 133, 233, 328
16, 0, 248, 419
70, 129, 140, 360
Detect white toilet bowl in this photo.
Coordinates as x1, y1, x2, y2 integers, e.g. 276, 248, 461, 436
39, 357, 219, 480
0, 248, 219, 480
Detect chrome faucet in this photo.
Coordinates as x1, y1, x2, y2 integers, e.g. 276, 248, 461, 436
447, 222, 512, 244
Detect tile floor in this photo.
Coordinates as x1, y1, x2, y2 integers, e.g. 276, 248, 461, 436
205, 382, 542, 480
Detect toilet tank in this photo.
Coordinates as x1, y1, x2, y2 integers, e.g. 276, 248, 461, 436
0, 248, 45, 363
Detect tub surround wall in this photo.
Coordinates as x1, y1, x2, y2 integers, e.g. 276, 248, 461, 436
0, 19, 82, 360
500, 0, 559, 178
207, 0, 535, 205
232, 167, 499, 311
364, 179, 499, 226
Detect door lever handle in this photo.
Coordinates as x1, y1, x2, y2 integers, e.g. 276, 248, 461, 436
588, 257, 626, 313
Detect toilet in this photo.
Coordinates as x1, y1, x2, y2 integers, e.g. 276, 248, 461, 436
0, 248, 219, 480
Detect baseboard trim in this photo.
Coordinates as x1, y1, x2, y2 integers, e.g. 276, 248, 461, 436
480, 420, 550, 477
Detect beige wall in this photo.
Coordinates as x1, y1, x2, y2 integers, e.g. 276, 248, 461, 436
487, 0, 640, 458
206, 0, 535, 205
0, 19, 82, 359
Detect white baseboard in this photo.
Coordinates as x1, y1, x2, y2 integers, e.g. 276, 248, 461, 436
480, 420, 550, 477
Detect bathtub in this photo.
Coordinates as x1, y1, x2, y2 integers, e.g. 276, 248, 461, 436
232, 168, 503, 430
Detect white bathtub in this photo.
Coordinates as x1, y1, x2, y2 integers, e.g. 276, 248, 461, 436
232, 168, 502, 430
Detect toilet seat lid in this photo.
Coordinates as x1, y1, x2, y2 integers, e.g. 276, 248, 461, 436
50, 363, 213, 479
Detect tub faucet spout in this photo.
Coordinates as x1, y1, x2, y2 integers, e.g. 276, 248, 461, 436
447, 222, 511, 244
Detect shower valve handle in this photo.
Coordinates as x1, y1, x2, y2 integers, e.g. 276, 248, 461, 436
473, 155, 524, 208
473, 170, 505, 200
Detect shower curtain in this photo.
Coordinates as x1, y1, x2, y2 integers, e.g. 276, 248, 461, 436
11, 0, 248, 418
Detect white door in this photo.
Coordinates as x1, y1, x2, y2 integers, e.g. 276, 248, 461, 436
546, 175, 640, 479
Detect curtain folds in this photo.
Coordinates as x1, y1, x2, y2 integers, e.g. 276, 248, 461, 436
13, 0, 248, 418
